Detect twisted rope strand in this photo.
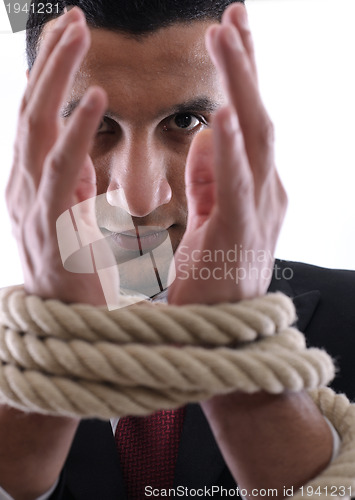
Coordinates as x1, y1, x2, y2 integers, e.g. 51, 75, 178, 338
0, 288, 295, 345
0, 326, 335, 395
1, 287, 355, 498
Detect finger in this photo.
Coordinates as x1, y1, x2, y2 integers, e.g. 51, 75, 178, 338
206, 24, 274, 180
23, 7, 85, 109
40, 87, 107, 214
27, 18, 89, 120
185, 129, 216, 226
258, 169, 288, 229
12, 6, 77, 203
24, 19, 90, 182
212, 106, 254, 219
222, 4, 258, 82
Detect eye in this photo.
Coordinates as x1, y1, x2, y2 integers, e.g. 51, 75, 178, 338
164, 113, 207, 133
97, 117, 115, 134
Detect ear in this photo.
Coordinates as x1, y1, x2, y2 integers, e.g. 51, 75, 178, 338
26, 69, 30, 81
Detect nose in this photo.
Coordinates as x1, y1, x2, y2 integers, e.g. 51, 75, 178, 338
106, 134, 172, 217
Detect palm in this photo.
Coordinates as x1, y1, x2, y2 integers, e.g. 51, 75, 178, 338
168, 108, 283, 306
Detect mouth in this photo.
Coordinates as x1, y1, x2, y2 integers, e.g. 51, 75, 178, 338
102, 226, 170, 253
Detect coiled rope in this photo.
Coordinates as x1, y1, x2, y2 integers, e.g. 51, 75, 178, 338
0, 287, 355, 498
0, 287, 334, 417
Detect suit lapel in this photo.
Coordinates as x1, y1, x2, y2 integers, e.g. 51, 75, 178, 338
292, 290, 321, 331
269, 260, 321, 332
65, 419, 127, 500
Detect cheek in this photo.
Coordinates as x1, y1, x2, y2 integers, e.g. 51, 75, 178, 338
164, 145, 190, 206
92, 153, 112, 195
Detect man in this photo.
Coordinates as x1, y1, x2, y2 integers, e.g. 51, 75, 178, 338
1, 0, 353, 498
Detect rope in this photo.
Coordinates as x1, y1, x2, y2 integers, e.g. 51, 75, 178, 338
0, 286, 355, 497
0, 287, 334, 418
0, 286, 295, 344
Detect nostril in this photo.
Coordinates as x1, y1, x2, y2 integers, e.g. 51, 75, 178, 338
157, 178, 173, 206
106, 178, 172, 217
106, 187, 128, 208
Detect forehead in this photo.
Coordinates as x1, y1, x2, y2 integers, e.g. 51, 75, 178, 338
61, 21, 224, 117
88, 21, 212, 65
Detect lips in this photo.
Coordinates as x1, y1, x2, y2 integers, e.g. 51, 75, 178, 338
108, 226, 169, 252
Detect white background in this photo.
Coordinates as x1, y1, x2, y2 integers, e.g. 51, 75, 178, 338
1, 0, 355, 288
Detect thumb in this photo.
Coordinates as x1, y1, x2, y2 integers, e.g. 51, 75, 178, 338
185, 129, 216, 226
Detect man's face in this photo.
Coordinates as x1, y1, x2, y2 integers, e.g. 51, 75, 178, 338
45, 20, 225, 292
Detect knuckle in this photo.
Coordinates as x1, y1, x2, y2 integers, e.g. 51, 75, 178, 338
236, 56, 250, 81
274, 172, 288, 205
5, 176, 12, 202
24, 106, 53, 136
48, 23, 63, 40
269, 178, 288, 221
243, 29, 255, 53
5, 191, 21, 230
20, 109, 57, 155
279, 184, 288, 212
25, 111, 45, 133
5, 165, 19, 212
234, 174, 252, 200
230, 122, 245, 152
5, 185, 13, 214
20, 93, 29, 115
258, 119, 275, 151
233, 125, 244, 143
47, 151, 68, 177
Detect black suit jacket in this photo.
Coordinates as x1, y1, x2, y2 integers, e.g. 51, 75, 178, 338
50, 260, 355, 499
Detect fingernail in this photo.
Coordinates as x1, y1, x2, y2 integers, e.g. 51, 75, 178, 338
58, 5, 77, 27
224, 25, 243, 51
238, 8, 249, 30
61, 23, 81, 45
206, 25, 219, 44
80, 91, 98, 111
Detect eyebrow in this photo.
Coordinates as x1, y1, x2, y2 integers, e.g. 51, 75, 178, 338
157, 97, 221, 118
61, 96, 221, 120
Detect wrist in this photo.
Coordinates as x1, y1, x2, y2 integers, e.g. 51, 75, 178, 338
200, 390, 333, 495
24, 270, 108, 306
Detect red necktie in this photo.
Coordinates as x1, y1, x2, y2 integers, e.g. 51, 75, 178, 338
115, 408, 185, 499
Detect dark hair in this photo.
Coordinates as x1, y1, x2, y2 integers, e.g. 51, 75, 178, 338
26, 0, 244, 69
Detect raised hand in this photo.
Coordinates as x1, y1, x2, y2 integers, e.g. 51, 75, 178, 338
168, 4, 287, 306
6, 8, 113, 305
